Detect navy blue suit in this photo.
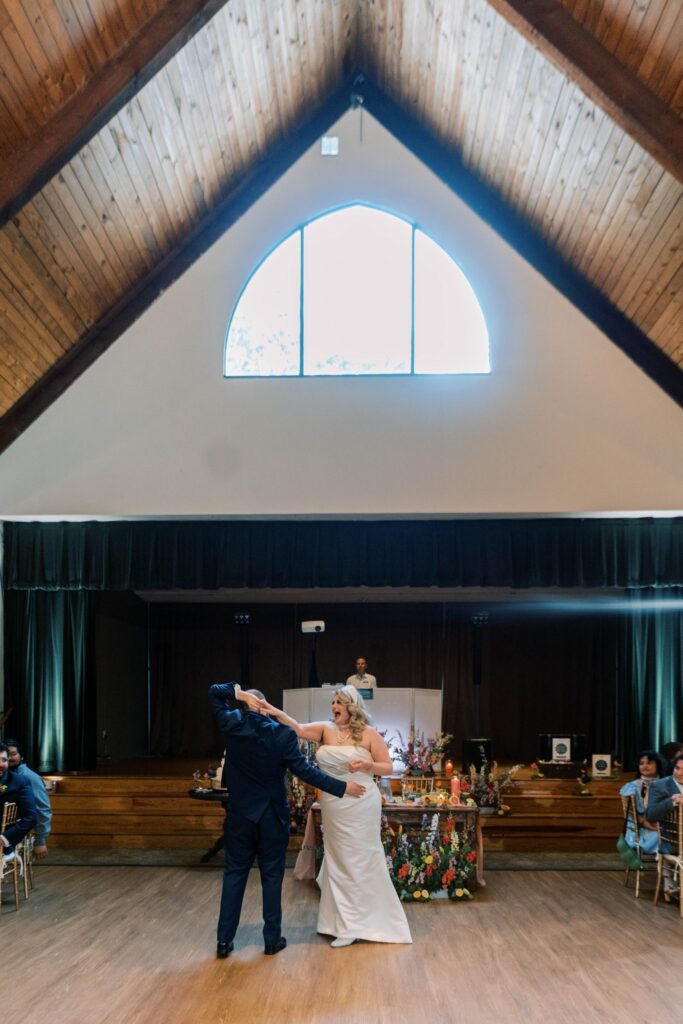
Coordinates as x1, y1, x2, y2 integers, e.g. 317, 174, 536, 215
210, 683, 346, 947
1, 769, 37, 852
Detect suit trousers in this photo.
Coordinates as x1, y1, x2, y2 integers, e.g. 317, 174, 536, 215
217, 803, 290, 946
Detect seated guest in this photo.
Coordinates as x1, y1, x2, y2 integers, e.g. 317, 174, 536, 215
619, 749, 664, 856
646, 753, 683, 898
6, 739, 52, 860
660, 741, 683, 776
0, 742, 37, 853
346, 657, 377, 690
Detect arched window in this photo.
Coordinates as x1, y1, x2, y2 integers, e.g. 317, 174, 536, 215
225, 204, 489, 377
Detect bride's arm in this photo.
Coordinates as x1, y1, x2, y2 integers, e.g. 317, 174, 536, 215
262, 703, 326, 742
349, 729, 393, 776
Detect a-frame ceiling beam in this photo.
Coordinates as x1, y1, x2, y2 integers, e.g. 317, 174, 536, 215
356, 74, 683, 408
0, 84, 352, 455
0, 0, 230, 230
486, 0, 683, 183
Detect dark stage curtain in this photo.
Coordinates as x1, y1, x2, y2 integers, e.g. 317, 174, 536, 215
5, 518, 682, 590
441, 611, 619, 764
620, 590, 683, 770
4, 589, 96, 773
477, 614, 620, 763
148, 602, 444, 758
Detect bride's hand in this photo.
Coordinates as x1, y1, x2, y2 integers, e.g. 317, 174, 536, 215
348, 758, 374, 773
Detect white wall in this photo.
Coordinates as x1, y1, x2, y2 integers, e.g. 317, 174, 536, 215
1, 110, 682, 517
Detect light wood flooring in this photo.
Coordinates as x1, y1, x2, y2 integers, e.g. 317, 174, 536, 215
2, 867, 681, 1024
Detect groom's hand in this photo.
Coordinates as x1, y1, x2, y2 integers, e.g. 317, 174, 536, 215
345, 782, 366, 798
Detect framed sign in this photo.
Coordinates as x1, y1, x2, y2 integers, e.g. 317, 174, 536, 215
592, 754, 612, 777
552, 737, 571, 762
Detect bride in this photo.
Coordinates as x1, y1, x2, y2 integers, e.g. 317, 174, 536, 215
265, 685, 412, 947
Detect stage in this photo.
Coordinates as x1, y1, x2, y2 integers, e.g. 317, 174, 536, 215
44, 760, 626, 859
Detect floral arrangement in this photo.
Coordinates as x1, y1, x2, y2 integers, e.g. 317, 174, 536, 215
383, 812, 476, 901
459, 759, 520, 810
192, 763, 221, 787
287, 738, 318, 833
287, 771, 316, 833
392, 730, 454, 774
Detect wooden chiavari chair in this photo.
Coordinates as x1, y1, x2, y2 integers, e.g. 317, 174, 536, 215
0, 801, 22, 912
654, 802, 683, 916
22, 830, 35, 896
620, 793, 657, 898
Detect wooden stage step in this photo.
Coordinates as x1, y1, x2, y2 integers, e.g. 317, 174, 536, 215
45, 770, 627, 852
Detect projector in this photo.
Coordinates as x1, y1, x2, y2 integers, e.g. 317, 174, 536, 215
301, 620, 325, 634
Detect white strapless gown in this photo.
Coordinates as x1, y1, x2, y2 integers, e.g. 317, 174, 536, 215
316, 745, 412, 944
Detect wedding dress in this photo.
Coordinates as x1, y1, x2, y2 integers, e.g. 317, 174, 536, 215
315, 745, 412, 944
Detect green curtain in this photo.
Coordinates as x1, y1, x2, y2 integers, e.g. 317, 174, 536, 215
620, 589, 683, 769
4, 590, 95, 773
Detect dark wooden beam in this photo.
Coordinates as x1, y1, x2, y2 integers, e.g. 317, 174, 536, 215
485, 0, 683, 182
356, 74, 683, 408
0, 82, 354, 455
0, 0, 230, 229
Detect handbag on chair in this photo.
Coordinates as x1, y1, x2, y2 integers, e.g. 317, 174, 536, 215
617, 831, 643, 870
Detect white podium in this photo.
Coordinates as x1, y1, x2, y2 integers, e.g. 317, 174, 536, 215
282, 687, 442, 769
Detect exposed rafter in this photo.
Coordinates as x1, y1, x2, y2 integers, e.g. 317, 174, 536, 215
485, 0, 683, 183
356, 74, 683, 408
0, 83, 352, 455
0, 0, 230, 230
1, 68, 681, 456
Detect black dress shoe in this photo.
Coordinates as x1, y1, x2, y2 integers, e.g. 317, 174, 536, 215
216, 941, 233, 959
264, 936, 287, 956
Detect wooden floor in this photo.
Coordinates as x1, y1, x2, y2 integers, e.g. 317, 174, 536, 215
3, 867, 681, 1024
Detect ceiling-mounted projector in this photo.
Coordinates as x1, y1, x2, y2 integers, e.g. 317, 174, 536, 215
301, 620, 325, 634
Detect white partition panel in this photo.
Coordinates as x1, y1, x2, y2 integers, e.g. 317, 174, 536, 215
283, 687, 443, 771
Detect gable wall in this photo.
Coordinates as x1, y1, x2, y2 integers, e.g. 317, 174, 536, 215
1, 110, 682, 517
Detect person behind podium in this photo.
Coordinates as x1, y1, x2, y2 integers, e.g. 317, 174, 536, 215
347, 656, 377, 690
209, 682, 365, 960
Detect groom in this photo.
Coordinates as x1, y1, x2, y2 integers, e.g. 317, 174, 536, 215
209, 682, 364, 959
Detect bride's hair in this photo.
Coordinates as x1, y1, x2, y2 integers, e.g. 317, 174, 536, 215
333, 685, 371, 743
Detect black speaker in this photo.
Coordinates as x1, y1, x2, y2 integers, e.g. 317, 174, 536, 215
462, 738, 492, 773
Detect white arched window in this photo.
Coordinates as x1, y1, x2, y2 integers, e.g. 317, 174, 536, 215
225, 204, 489, 377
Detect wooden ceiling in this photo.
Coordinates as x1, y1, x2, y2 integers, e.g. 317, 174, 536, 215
0, 0, 681, 449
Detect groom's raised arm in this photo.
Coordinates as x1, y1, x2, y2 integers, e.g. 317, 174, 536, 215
209, 682, 244, 737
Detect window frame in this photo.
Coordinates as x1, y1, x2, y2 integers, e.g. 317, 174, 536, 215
223, 201, 490, 379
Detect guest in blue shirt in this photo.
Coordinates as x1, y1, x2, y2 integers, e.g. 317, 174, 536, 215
0, 742, 37, 852
619, 748, 664, 856
7, 739, 52, 860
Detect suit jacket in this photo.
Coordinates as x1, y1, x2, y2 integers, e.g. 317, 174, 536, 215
209, 683, 346, 825
0, 769, 38, 850
645, 775, 682, 823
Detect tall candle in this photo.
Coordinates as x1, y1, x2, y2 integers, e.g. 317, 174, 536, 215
450, 777, 460, 802
445, 760, 454, 778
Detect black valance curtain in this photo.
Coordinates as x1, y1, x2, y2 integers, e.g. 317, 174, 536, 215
5, 518, 682, 592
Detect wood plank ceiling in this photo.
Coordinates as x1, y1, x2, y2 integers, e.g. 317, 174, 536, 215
0, 0, 681, 433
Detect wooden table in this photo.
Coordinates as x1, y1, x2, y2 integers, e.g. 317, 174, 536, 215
299, 801, 484, 888
187, 787, 229, 863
